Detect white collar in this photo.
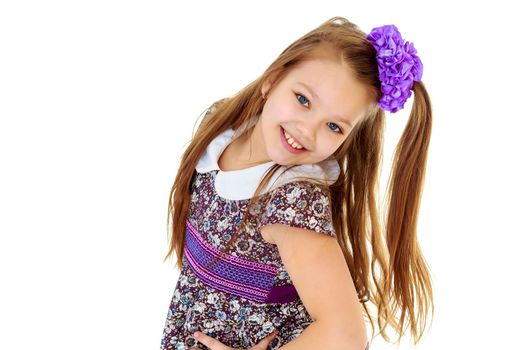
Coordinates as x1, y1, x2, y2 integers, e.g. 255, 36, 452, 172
195, 115, 341, 201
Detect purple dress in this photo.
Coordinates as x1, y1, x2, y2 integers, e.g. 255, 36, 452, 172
160, 121, 341, 350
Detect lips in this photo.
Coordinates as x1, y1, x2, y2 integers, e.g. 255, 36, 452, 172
280, 126, 307, 150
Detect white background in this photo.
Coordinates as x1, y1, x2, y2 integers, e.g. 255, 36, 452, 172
1, 1, 523, 349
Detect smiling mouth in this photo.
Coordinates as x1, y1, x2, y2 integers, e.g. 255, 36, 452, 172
280, 126, 308, 152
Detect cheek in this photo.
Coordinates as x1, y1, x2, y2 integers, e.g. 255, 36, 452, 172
264, 96, 295, 123
318, 135, 341, 156
317, 141, 333, 156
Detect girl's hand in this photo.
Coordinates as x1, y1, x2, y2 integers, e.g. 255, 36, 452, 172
189, 330, 278, 350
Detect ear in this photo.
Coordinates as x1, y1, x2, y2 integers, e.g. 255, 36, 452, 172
261, 68, 284, 98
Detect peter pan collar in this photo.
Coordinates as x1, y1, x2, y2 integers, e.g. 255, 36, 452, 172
195, 115, 341, 201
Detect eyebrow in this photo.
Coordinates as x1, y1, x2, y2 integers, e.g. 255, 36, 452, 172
296, 82, 354, 128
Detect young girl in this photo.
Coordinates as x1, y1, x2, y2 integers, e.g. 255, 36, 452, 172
160, 16, 433, 350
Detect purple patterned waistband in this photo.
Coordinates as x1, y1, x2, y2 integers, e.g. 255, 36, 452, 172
183, 219, 298, 304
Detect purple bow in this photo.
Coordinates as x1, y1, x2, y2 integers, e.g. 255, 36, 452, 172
366, 24, 423, 113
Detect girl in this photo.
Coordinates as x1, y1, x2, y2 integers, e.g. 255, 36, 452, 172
160, 17, 433, 350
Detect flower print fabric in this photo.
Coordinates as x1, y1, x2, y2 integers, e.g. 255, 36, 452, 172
259, 180, 336, 238
160, 122, 340, 349
160, 171, 337, 349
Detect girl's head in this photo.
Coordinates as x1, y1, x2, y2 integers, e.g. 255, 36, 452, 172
166, 16, 433, 347
257, 42, 373, 166
220, 17, 426, 171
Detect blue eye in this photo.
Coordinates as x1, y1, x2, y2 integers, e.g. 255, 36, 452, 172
295, 93, 310, 107
327, 122, 343, 134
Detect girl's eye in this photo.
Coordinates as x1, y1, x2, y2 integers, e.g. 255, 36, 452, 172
295, 93, 310, 108
327, 122, 343, 134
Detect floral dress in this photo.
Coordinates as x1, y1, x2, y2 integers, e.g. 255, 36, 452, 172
160, 120, 341, 350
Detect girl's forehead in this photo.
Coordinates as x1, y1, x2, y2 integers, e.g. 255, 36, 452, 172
288, 56, 355, 81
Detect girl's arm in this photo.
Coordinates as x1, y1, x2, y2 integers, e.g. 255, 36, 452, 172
277, 320, 369, 350
261, 223, 369, 350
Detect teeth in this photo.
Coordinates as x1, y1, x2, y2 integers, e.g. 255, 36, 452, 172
289, 140, 302, 149
283, 129, 304, 149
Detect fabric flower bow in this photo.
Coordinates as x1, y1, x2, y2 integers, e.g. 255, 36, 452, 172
366, 24, 423, 113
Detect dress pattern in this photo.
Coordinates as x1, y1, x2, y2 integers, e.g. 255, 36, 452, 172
160, 170, 337, 349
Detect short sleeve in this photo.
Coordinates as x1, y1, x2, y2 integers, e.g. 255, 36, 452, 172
259, 181, 337, 238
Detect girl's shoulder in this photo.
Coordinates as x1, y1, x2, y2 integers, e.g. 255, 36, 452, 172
259, 159, 340, 197
258, 179, 336, 238
267, 178, 331, 199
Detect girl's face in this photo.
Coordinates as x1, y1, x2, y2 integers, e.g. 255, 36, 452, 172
257, 56, 372, 166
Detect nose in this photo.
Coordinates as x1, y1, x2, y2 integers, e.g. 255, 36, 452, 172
294, 121, 317, 151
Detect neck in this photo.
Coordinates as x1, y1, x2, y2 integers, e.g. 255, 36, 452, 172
234, 119, 272, 165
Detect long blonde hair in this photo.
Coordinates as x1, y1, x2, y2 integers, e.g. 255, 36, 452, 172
164, 16, 434, 346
